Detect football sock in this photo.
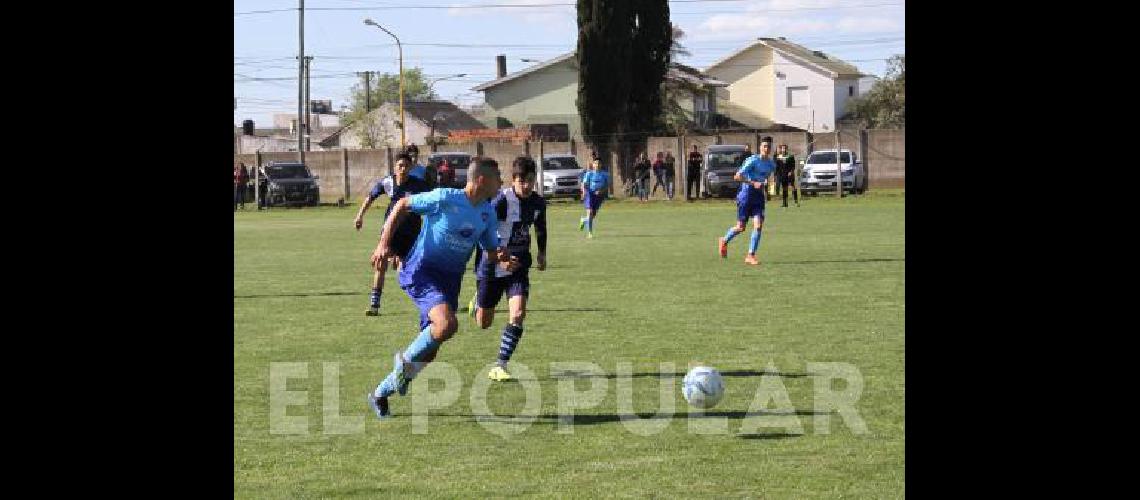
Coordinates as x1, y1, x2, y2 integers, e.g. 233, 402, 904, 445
749, 229, 762, 254
497, 323, 524, 367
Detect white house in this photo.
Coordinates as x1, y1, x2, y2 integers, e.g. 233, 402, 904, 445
705, 37, 868, 132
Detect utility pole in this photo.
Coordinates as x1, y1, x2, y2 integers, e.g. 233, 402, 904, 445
304, 56, 313, 152
297, 0, 305, 164
361, 71, 373, 113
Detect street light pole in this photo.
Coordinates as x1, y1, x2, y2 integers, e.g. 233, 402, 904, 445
363, 18, 405, 150
426, 73, 467, 98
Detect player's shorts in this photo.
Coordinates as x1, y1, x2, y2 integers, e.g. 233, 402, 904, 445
736, 199, 766, 222
475, 270, 530, 310
384, 215, 423, 260
584, 190, 606, 210
401, 268, 463, 330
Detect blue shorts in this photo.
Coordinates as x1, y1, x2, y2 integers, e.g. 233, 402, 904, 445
584, 190, 605, 211
401, 268, 463, 330
476, 271, 530, 310
736, 199, 766, 222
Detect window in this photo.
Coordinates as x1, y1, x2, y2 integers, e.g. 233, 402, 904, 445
849, 86, 854, 97
787, 86, 809, 108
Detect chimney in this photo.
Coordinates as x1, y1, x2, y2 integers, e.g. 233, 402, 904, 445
496, 54, 507, 78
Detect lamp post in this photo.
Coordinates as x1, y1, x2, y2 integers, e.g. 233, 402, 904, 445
363, 18, 405, 150
426, 73, 466, 98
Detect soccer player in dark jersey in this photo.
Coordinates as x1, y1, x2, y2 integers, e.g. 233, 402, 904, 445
472, 157, 548, 382
354, 153, 432, 316
367, 159, 519, 418
718, 137, 776, 266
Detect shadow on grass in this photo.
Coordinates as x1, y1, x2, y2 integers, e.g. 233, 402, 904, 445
548, 369, 809, 379
770, 257, 904, 265
461, 409, 831, 426
233, 291, 359, 299
737, 432, 804, 440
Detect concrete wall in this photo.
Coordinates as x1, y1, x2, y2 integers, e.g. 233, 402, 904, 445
232, 130, 902, 203
866, 129, 905, 188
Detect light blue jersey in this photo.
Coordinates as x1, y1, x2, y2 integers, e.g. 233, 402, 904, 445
736, 155, 776, 204
581, 170, 610, 192
399, 188, 500, 286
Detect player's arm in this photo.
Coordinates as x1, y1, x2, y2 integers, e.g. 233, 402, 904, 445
355, 182, 384, 230
535, 202, 547, 271
479, 217, 518, 272
733, 158, 764, 189
373, 190, 440, 266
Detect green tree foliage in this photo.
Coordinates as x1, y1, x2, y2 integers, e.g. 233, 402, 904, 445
845, 55, 904, 129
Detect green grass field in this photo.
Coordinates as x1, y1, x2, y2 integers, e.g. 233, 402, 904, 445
234, 191, 905, 498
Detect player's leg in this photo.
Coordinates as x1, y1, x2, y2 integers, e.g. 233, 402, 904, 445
466, 250, 484, 314
475, 276, 503, 329
792, 178, 800, 206
490, 277, 529, 381
367, 258, 389, 316
719, 203, 747, 258
745, 211, 765, 265
371, 277, 460, 417
586, 200, 601, 238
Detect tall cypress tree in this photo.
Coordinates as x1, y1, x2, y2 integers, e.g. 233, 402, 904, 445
576, 0, 633, 162
626, 0, 672, 142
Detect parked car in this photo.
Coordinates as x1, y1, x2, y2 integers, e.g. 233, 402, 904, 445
800, 149, 866, 195
540, 154, 583, 199
702, 144, 750, 198
426, 152, 472, 189
260, 162, 320, 207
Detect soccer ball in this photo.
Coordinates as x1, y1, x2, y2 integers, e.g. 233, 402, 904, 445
682, 366, 725, 409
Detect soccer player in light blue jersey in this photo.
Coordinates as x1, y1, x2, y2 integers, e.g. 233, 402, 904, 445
718, 137, 776, 266
578, 158, 610, 239
367, 158, 520, 418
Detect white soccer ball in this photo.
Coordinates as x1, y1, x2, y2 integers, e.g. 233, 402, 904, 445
682, 366, 725, 409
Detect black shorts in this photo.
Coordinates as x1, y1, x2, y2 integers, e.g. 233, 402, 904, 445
387, 215, 422, 260
476, 271, 530, 310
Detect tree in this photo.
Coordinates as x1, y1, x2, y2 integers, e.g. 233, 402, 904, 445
342, 68, 435, 130
660, 24, 698, 134
625, 0, 672, 141
845, 54, 904, 129
576, 0, 634, 161
576, 0, 671, 174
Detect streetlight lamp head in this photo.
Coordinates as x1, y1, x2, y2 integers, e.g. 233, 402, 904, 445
363, 18, 377, 26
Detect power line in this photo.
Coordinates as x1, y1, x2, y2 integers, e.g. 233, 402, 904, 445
236, 0, 901, 16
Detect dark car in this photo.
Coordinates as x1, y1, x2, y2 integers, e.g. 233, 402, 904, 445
260, 162, 320, 207
426, 152, 472, 189
702, 145, 750, 198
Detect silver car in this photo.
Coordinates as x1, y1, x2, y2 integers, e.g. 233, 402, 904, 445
800, 149, 866, 195
540, 154, 583, 199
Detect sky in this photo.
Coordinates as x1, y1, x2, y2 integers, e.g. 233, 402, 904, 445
234, 0, 904, 127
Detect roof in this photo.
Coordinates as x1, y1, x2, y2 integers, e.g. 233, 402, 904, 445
473, 52, 727, 91
706, 37, 866, 79
472, 53, 577, 91
668, 63, 728, 87
400, 100, 486, 132
321, 100, 486, 147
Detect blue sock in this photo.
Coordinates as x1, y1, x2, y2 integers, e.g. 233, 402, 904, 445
403, 325, 440, 362
749, 228, 761, 254
724, 228, 740, 243
586, 218, 593, 232
497, 324, 524, 366
370, 288, 381, 307
375, 372, 397, 398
